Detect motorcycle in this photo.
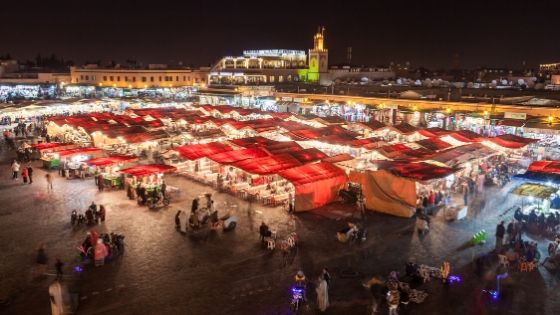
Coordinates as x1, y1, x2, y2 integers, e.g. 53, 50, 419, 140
146, 194, 171, 209
189, 208, 237, 232
290, 286, 305, 314
337, 223, 367, 244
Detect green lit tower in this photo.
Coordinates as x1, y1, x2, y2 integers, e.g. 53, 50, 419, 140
307, 26, 328, 83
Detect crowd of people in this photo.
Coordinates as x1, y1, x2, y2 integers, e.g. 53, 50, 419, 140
514, 208, 560, 238
70, 202, 107, 227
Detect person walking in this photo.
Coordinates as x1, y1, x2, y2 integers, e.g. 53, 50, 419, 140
98, 205, 106, 223
21, 167, 29, 184
55, 258, 64, 281
495, 221, 505, 253
11, 159, 20, 180
316, 276, 329, 312
27, 163, 33, 184
175, 210, 182, 231
322, 268, 331, 289
36, 245, 48, 277
46, 173, 53, 192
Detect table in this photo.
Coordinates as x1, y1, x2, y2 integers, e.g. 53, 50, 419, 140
42, 158, 60, 169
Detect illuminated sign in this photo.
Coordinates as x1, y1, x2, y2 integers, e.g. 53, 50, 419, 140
504, 112, 526, 120
243, 49, 306, 58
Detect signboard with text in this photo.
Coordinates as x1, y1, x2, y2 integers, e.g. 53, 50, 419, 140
504, 112, 527, 120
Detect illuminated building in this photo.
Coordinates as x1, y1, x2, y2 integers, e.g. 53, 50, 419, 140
70, 65, 209, 88
209, 27, 329, 85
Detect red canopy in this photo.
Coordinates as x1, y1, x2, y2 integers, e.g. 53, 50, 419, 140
232, 154, 302, 175
206, 148, 269, 164
229, 136, 279, 148
32, 142, 64, 150
288, 148, 328, 163
416, 138, 452, 151
527, 161, 560, 175
488, 134, 538, 149
173, 142, 232, 160
264, 141, 303, 155
120, 164, 176, 177
374, 160, 459, 181
279, 162, 346, 186
87, 155, 137, 167
391, 123, 418, 135
32, 143, 77, 152
279, 162, 348, 211
418, 127, 453, 138
322, 154, 354, 163
359, 120, 386, 131
449, 130, 484, 143
56, 147, 102, 157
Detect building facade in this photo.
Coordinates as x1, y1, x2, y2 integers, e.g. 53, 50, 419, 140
209, 28, 329, 86
70, 66, 209, 88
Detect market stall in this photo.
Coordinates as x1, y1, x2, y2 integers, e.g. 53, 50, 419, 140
349, 161, 460, 218
41, 147, 103, 172
278, 162, 348, 211
225, 154, 303, 204
87, 155, 138, 189
510, 183, 560, 217
169, 142, 233, 180
120, 164, 177, 202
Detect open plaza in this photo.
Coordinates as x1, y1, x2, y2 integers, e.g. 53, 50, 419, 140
0, 90, 560, 314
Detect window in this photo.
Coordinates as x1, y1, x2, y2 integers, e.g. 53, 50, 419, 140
183, 76, 186, 81
159, 76, 162, 81
269, 76, 275, 83
278, 75, 283, 82
80, 75, 84, 80
188, 76, 191, 81
132, 77, 136, 82
142, 77, 147, 82
176, 76, 179, 81
150, 76, 154, 82
125, 76, 128, 81
117, 76, 120, 81
92, 76, 96, 80
109, 76, 114, 81
103, 76, 107, 81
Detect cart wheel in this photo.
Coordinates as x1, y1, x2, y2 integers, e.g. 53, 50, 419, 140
226, 221, 237, 231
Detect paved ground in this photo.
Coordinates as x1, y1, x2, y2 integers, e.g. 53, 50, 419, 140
0, 144, 559, 315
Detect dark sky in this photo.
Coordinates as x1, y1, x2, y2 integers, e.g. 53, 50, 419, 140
1, 0, 559, 69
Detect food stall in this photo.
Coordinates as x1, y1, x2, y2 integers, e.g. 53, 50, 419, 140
225, 154, 302, 204
278, 162, 348, 211
119, 164, 177, 199
41, 147, 103, 171
168, 142, 233, 179
87, 155, 138, 189
510, 183, 559, 217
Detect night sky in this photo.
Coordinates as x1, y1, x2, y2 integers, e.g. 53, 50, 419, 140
1, 0, 559, 69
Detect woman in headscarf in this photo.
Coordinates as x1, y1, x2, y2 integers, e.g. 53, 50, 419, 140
316, 276, 329, 312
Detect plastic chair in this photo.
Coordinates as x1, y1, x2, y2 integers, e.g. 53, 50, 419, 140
266, 239, 275, 251
527, 261, 537, 272
498, 254, 509, 269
